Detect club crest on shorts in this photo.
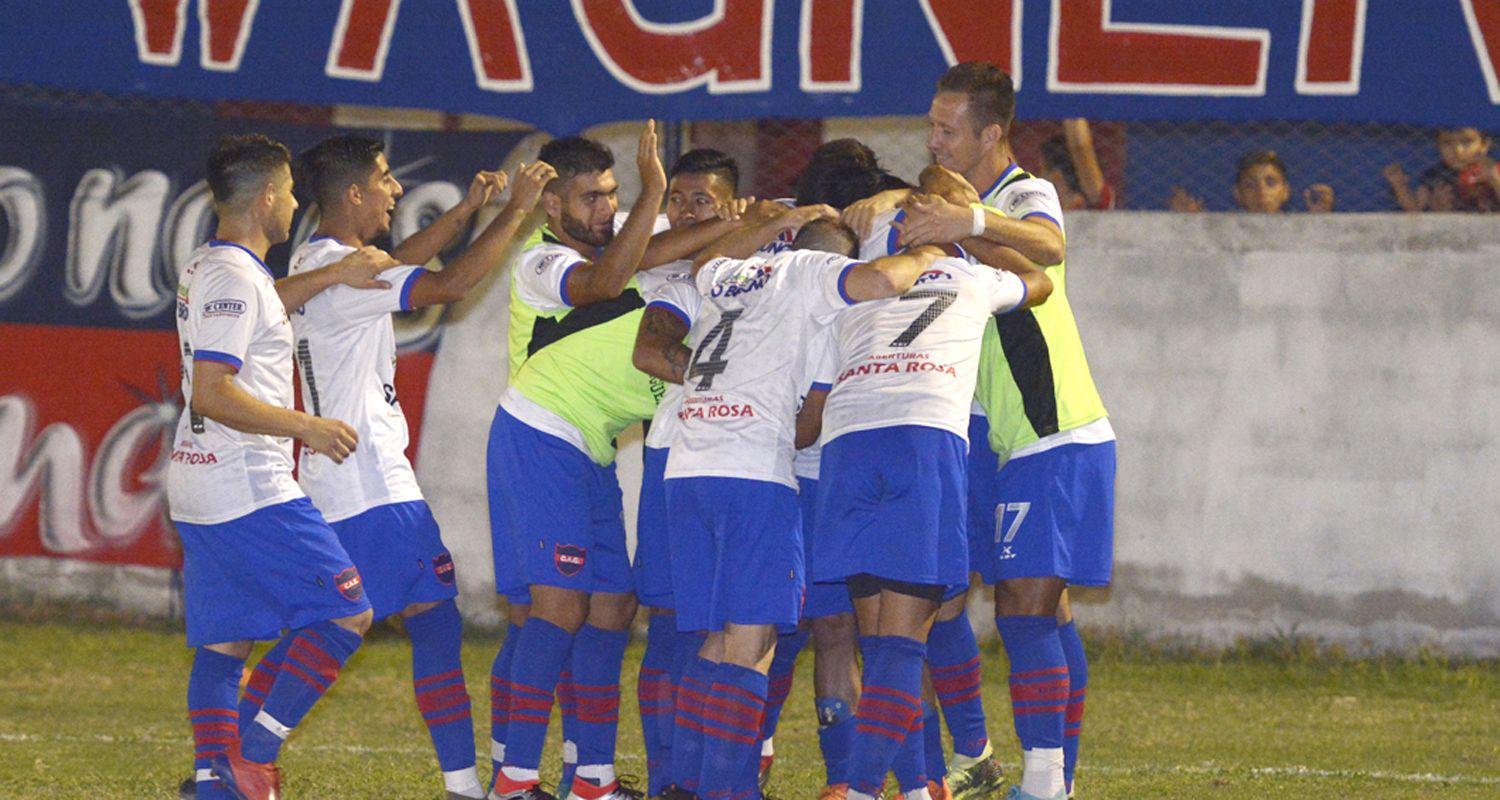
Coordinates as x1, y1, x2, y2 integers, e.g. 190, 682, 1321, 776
554, 543, 587, 577
333, 567, 364, 601
433, 552, 456, 586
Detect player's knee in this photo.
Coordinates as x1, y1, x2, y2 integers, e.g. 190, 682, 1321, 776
811, 613, 858, 652
938, 587, 971, 621
994, 577, 1065, 618
587, 591, 638, 631
334, 608, 375, 636
530, 585, 590, 632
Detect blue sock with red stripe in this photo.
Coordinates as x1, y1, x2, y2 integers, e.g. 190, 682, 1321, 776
240, 621, 362, 764
500, 618, 572, 780
1058, 620, 1088, 794
698, 662, 768, 800
558, 667, 579, 790
848, 636, 926, 798
815, 695, 855, 785
490, 623, 522, 781
927, 613, 989, 758
570, 624, 629, 790
760, 627, 808, 743
236, 637, 290, 735
406, 601, 480, 795
670, 655, 716, 793
638, 614, 676, 795
890, 701, 929, 793
996, 615, 1068, 798
188, 648, 243, 800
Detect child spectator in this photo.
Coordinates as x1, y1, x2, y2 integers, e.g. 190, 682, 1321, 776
1383, 127, 1500, 212
1170, 150, 1334, 213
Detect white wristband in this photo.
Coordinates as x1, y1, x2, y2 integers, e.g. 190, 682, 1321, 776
970, 204, 986, 238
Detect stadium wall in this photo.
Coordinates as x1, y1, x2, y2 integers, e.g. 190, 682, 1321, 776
6, 212, 1497, 656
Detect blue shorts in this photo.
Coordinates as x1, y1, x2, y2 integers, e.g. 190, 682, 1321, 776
966, 414, 1001, 579
178, 497, 372, 647
330, 500, 458, 620
978, 441, 1116, 587
666, 477, 804, 633
487, 407, 633, 598
798, 476, 852, 619
814, 426, 969, 589
634, 447, 674, 609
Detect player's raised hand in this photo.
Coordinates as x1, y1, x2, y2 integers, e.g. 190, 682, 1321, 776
302, 416, 359, 464
842, 188, 910, 238
715, 196, 753, 222
919, 164, 981, 206
781, 203, 839, 234
507, 161, 557, 212
331, 245, 398, 290
638, 119, 667, 197
460, 170, 509, 213
895, 194, 972, 246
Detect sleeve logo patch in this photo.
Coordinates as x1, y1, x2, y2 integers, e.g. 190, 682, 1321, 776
202, 299, 247, 318
333, 567, 365, 601
554, 543, 587, 577
432, 552, 456, 586
1007, 190, 1045, 212
537, 252, 566, 275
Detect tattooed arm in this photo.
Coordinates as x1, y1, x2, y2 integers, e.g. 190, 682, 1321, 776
632, 304, 692, 384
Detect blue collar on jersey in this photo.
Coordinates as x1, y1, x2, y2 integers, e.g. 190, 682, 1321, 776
979, 162, 1021, 201
207, 239, 274, 278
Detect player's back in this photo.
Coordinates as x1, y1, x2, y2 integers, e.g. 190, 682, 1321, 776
286, 236, 426, 522
665, 249, 855, 488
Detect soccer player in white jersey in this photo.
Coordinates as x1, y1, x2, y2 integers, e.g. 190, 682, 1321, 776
626, 148, 746, 798
814, 197, 1052, 800
279, 134, 555, 800
661, 211, 949, 800
171, 134, 399, 800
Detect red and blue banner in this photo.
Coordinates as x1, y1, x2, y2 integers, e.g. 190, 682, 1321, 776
0, 90, 530, 567
1, 1, 1497, 131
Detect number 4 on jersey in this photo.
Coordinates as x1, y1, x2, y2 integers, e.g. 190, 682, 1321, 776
687, 309, 743, 390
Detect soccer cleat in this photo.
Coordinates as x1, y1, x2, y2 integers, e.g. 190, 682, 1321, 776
209, 743, 282, 800
567, 775, 645, 800
758, 751, 774, 790
948, 756, 1006, 800
1002, 787, 1065, 800
178, 777, 197, 799
651, 785, 699, 800
816, 783, 849, 800
488, 772, 559, 800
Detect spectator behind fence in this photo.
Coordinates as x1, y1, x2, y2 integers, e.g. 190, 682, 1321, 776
1170, 150, 1334, 213
1037, 119, 1116, 209
1383, 127, 1500, 212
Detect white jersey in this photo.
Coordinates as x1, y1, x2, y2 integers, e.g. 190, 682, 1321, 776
980, 164, 1067, 237
793, 331, 837, 480
286, 237, 428, 522
665, 250, 856, 488
821, 224, 1029, 445
641, 261, 700, 451
167, 241, 304, 524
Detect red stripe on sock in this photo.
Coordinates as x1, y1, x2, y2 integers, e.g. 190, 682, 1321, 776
418, 684, 471, 714
426, 708, 473, 726
855, 723, 910, 742
931, 656, 981, 676
1011, 704, 1066, 715
1011, 666, 1069, 681
863, 683, 921, 707
414, 668, 464, 689
189, 708, 238, 719
280, 660, 331, 694
1009, 678, 1069, 702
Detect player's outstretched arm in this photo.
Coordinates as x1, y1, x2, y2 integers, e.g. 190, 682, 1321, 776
391, 169, 508, 266
960, 238, 1053, 309
1062, 119, 1109, 209
690, 204, 837, 272
843, 187, 914, 238
795, 388, 828, 450
636, 198, 754, 269
274, 245, 399, 312
842, 246, 943, 301
190, 361, 360, 464
897, 194, 1065, 266
407, 162, 556, 308
565, 120, 668, 307
631, 305, 692, 384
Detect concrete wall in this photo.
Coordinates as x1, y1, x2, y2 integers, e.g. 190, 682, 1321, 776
10, 213, 1499, 654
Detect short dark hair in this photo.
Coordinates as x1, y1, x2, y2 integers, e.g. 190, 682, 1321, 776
297, 134, 385, 208
206, 134, 291, 206
670, 148, 739, 193
792, 218, 859, 257
538, 136, 614, 183
808, 138, 880, 171
935, 62, 1016, 136
1235, 150, 1288, 183
796, 161, 910, 209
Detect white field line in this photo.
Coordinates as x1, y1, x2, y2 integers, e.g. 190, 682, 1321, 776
3, 732, 1497, 786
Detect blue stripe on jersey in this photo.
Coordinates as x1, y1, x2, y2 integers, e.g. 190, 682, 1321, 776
557, 261, 585, 307
193, 349, 243, 370
646, 300, 691, 329
206, 240, 273, 278
399, 267, 428, 311
837, 263, 861, 305
1022, 211, 1062, 230
979, 164, 1020, 202
810, 382, 832, 392
887, 210, 906, 255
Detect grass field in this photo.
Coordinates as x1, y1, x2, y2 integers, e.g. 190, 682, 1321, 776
1, 613, 1497, 799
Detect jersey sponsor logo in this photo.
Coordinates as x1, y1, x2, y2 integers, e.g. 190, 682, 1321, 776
334, 566, 365, 601
1007, 190, 1047, 213
202, 298, 247, 318
432, 552, 455, 586
537, 251, 569, 275
169, 448, 218, 465
837, 353, 958, 383
709, 264, 774, 298
677, 394, 756, 421
554, 543, 587, 577
912, 269, 954, 287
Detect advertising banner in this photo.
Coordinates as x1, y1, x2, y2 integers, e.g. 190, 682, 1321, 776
0, 91, 530, 567
1, 1, 1497, 131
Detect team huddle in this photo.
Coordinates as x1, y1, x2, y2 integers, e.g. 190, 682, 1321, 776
168, 63, 1114, 800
